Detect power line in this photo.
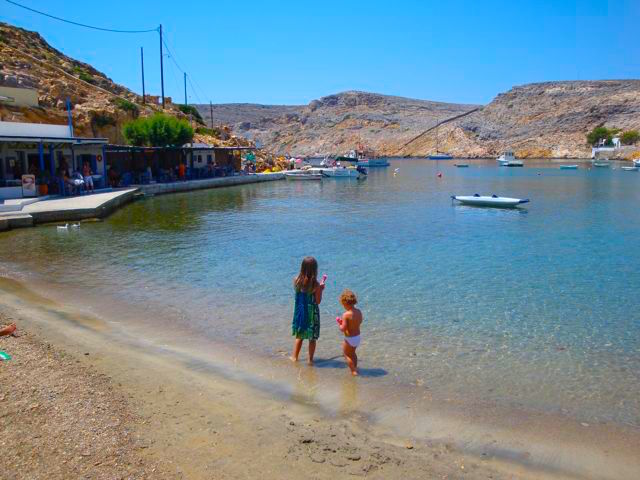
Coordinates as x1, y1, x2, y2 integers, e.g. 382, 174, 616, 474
5, 0, 158, 33
162, 31, 209, 104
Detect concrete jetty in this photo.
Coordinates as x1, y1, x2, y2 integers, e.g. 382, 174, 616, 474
137, 172, 284, 196
0, 188, 138, 232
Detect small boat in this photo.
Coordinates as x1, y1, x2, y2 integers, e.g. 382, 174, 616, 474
634, 159, 640, 168
284, 172, 323, 181
451, 194, 530, 208
308, 166, 366, 179
592, 158, 611, 168
560, 165, 579, 170
428, 153, 453, 160
621, 166, 638, 171
357, 158, 390, 167
454, 163, 469, 168
497, 151, 523, 167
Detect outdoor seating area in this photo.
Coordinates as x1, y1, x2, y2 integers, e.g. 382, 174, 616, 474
105, 144, 257, 188
0, 121, 108, 201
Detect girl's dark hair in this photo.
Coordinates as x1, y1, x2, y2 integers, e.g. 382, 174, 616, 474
294, 256, 318, 293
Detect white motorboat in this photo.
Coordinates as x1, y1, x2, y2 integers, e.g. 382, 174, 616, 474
497, 151, 523, 167
310, 167, 365, 179
560, 165, 579, 170
451, 194, 530, 208
621, 166, 638, 171
634, 159, 640, 168
592, 158, 611, 168
284, 171, 323, 181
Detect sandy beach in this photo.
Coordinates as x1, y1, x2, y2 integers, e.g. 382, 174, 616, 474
1, 274, 639, 480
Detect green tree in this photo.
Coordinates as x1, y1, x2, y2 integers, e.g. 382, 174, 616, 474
122, 117, 149, 146
122, 113, 193, 147
620, 130, 640, 146
587, 126, 613, 146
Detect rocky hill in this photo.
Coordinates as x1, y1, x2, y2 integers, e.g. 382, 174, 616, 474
199, 81, 640, 158
398, 80, 640, 158
196, 93, 479, 156
0, 22, 247, 147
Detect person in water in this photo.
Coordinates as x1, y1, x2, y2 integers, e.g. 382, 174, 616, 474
337, 289, 362, 376
290, 256, 326, 364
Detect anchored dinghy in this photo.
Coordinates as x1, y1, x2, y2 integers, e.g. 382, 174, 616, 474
451, 194, 530, 208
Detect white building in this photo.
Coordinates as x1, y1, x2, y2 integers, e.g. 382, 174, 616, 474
0, 121, 107, 200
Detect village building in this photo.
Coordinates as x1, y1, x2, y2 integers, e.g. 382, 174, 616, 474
0, 121, 107, 200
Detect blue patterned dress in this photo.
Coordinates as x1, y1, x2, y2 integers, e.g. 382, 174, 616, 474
292, 287, 320, 340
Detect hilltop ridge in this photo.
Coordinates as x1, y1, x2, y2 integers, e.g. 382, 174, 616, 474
198, 81, 640, 158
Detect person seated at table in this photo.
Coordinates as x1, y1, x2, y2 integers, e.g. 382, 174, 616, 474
108, 166, 120, 188
82, 161, 95, 192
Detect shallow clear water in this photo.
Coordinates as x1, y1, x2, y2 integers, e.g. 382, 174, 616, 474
1, 159, 639, 425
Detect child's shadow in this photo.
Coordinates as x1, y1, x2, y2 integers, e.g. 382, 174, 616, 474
313, 356, 388, 378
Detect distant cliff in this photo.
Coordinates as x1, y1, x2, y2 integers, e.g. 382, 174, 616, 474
198, 81, 640, 158
196, 92, 479, 156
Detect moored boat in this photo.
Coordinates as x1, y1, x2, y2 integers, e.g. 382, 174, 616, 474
560, 165, 579, 170
451, 194, 529, 208
357, 158, 390, 167
497, 151, 523, 167
284, 171, 323, 181
454, 163, 469, 168
428, 153, 453, 160
308, 166, 366, 179
621, 166, 638, 171
633, 159, 640, 168
592, 158, 611, 168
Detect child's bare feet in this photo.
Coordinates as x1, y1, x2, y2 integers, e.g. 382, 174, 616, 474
307, 359, 314, 366
351, 370, 359, 376
289, 356, 298, 362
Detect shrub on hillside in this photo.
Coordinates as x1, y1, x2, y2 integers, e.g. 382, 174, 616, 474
195, 126, 222, 137
114, 98, 140, 117
122, 113, 194, 147
91, 112, 116, 128
620, 130, 640, 146
177, 104, 204, 124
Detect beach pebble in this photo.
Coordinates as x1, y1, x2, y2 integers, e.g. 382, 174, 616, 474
310, 453, 325, 463
405, 443, 414, 450
329, 457, 348, 467
346, 454, 361, 461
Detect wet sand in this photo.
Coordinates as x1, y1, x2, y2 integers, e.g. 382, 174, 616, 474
1, 276, 639, 479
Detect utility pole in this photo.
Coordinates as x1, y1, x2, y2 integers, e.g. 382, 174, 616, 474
184, 72, 187, 106
140, 47, 146, 104
209, 101, 213, 129
159, 24, 165, 108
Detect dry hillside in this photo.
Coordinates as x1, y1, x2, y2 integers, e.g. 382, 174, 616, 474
0, 22, 248, 148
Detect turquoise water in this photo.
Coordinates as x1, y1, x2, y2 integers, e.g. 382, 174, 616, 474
1, 159, 639, 425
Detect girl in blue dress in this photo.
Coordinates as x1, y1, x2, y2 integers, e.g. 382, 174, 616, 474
290, 256, 326, 364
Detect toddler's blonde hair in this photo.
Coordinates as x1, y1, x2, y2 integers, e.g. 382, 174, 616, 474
340, 289, 358, 306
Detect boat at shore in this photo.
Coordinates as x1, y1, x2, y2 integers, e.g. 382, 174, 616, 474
335, 149, 389, 168
308, 166, 366, 179
633, 159, 640, 168
428, 153, 453, 160
560, 165, 579, 170
284, 171, 323, 181
621, 166, 638, 171
451, 194, 529, 208
497, 151, 523, 167
454, 163, 469, 168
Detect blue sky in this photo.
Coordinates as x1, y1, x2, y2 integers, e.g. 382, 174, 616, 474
2, 0, 639, 105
